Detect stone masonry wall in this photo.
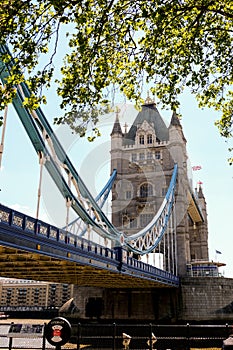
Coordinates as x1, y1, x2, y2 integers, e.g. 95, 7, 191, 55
66, 278, 233, 323
179, 277, 233, 322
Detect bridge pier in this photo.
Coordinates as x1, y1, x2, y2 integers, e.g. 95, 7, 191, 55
64, 276, 233, 324
71, 286, 180, 323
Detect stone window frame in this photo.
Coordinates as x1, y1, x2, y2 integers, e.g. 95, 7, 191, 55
147, 134, 153, 144
139, 183, 153, 198
139, 135, 145, 144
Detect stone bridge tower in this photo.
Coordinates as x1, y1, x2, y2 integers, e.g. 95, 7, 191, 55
110, 98, 209, 277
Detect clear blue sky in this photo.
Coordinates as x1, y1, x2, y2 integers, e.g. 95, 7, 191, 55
0, 80, 232, 276
179, 93, 233, 277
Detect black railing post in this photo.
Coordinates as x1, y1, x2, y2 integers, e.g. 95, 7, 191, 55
8, 336, 13, 350
8, 322, 14, 350
186, 323, 190, 350
148, 324, 157, 350
77, 322, 81, 350
42, 322, 46, 350
112, 322, 116, 350
149, 323, 152, 350
226, 323, 229, 337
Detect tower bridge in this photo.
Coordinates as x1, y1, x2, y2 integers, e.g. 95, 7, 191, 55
0, 44, 228, 322
0, 44, 184, 285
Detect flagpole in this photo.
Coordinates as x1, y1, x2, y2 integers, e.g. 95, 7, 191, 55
215, 250, 222, 262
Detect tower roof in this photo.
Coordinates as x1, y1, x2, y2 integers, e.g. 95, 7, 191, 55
198, 184, 204, 199
170, 111, 182, 127
111, 109, 123, 136
123, 102, 169, 145
169, 110, 187, 143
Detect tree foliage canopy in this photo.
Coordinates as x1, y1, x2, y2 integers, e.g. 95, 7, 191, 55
0, 0, 233, 157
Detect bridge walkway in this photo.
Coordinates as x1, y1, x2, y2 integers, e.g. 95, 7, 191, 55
0, 204, 179, 288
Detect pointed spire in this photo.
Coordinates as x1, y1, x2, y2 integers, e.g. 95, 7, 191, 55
198, 183, 204, 198
169, 110, 186, 143
111, 107, 123, 136
170, 110, 182, 127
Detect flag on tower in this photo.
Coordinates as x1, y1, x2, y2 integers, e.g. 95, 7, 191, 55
192, 165, 202, 171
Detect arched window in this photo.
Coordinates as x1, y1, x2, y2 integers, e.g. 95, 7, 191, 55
139, 135, 144, 144
140, 183, 153, 198
147, 134, 153, 144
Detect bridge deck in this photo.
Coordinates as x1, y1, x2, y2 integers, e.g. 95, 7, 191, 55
0, 204, 179, 288
0, 246, 173, 288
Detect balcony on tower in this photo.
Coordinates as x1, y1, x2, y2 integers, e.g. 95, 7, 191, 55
186, 260, 226, 277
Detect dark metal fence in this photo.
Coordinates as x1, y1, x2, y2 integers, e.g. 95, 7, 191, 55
0, 322, 231, 349
72, 323, 230, 350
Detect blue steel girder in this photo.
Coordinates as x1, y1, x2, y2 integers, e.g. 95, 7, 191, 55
63, 169, 117, 236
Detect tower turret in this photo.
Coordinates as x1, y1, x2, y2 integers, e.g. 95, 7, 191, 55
110, 109, 123, 174
111, 108, 123, 138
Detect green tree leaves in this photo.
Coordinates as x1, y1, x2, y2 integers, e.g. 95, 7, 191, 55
0, 0, 232, 158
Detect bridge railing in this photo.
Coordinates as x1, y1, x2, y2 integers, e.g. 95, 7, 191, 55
0, 203, 117, 261
126, 255, 179, 282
